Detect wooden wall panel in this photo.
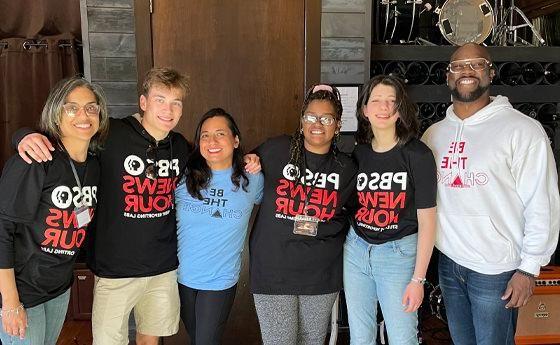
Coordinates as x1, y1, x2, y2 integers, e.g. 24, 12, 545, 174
82, 0, 139, 120
322, 37, 365, 61
96, 82, 138, 104
89, 33, 136, 57
87, 0, 133, 8
321, 61, 365, 84
87, 7, 134, 32
320, 0, 370, 85
322, 0, 367, 12
149, 0, 308, 152
322, 13, 365, 37
90, 57, 137, 81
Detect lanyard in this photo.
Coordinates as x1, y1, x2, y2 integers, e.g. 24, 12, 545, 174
300, 151, 330, 212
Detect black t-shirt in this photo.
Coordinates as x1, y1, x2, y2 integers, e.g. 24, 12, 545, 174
12, 119, 191, 278
86, 117, 190, 278
351, 138, 437, 244
0, 150, 99, 308
250, 136, 357, 295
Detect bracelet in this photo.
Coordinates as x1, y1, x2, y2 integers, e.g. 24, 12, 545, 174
0, 303, 24, 317
410, 277, 427, 285
516, 269, 537, 278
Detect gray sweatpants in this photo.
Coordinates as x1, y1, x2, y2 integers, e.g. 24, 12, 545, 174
253, 292, 338, 345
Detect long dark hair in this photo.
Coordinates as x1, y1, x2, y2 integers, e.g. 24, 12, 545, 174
288, 84, 343, 177
186, 108, 249, 200
356, 75, 419, 145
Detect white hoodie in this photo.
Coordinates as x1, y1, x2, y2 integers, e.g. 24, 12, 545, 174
422, 96, 559, 276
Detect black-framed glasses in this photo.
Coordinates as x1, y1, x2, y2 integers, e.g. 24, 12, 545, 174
448, 58, 492, 74
145, 145, 158, 180
63, 103, 100, 117
302, 114, 336, 126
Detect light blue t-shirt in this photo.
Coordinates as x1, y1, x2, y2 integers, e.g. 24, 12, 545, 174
175, 168, 263, 290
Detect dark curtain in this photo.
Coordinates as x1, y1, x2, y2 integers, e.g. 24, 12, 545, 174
0, 0, 81, 170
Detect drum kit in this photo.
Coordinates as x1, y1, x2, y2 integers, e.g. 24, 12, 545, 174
379, 0, 546, 46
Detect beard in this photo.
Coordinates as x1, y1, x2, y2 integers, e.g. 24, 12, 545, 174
450, 80, 490, 102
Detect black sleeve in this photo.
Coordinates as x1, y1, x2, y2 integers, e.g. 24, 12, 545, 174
0, 156, 46, 268
410, 147, 437, 209
0, 219, 17, 268
0, 156, 45, 223
11, 127, 37, 150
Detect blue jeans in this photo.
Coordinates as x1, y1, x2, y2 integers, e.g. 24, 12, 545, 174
343, 228, 418, 345
0, 289, 70, 345
438, 253, 517, 345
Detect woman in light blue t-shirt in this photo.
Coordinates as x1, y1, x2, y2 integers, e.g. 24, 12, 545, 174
175, 108, 263, 345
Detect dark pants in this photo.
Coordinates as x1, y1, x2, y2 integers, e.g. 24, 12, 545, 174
438, 253, 517, 345
178, 283, 237, 345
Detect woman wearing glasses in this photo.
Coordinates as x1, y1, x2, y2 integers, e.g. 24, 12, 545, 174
343, 75, 437, 344
175, 108, 264, 345
0, 76, 109, 344
249, 84, 357, 344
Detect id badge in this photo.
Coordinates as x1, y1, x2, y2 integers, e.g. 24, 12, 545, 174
293, 214, 319, 237
74, 205, 91, 228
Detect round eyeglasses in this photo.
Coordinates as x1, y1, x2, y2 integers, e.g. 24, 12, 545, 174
63, 103, 101, 117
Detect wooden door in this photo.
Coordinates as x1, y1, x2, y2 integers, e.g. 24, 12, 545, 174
134, 1, 320, 344
135, 0, 320, 151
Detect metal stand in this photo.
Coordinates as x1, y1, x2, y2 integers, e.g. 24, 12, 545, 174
492, 0, 546, 46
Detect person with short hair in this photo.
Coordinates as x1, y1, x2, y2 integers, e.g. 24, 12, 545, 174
0, 76, 109, 344
422, 43, 560, 345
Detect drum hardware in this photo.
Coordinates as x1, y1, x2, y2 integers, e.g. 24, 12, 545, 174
406, 0, 424, 42
381, 0, 398, 43
436, 0, 494, 45
491, 0, 546, 46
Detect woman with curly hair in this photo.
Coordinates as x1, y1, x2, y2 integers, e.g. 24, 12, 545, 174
250, 84, 357, 345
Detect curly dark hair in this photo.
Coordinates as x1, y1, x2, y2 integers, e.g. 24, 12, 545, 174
287, 84, 344, 178
356, 75, 419, 145
186, 108, 249, 200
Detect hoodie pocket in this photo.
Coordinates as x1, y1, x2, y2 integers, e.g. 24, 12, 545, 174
438, 214, 514, 265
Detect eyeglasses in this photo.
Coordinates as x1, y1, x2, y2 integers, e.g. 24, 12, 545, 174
448, 58, 492, 73
145, 145, 158, 180
63, 103, 100, 117
302, 114, 336, 126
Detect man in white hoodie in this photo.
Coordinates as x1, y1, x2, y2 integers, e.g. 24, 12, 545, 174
422, 43, 559, 345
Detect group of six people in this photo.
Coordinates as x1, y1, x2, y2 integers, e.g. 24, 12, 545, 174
0, 42, 558, 345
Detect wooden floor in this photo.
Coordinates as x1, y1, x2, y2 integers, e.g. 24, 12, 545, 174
56, 315, 451, 345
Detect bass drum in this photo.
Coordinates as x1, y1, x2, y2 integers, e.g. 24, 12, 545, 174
437, 0, 494, 45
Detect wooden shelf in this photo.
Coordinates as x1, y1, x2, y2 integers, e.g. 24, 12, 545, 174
371, 45, 560, 62
407, 85, 560, 103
